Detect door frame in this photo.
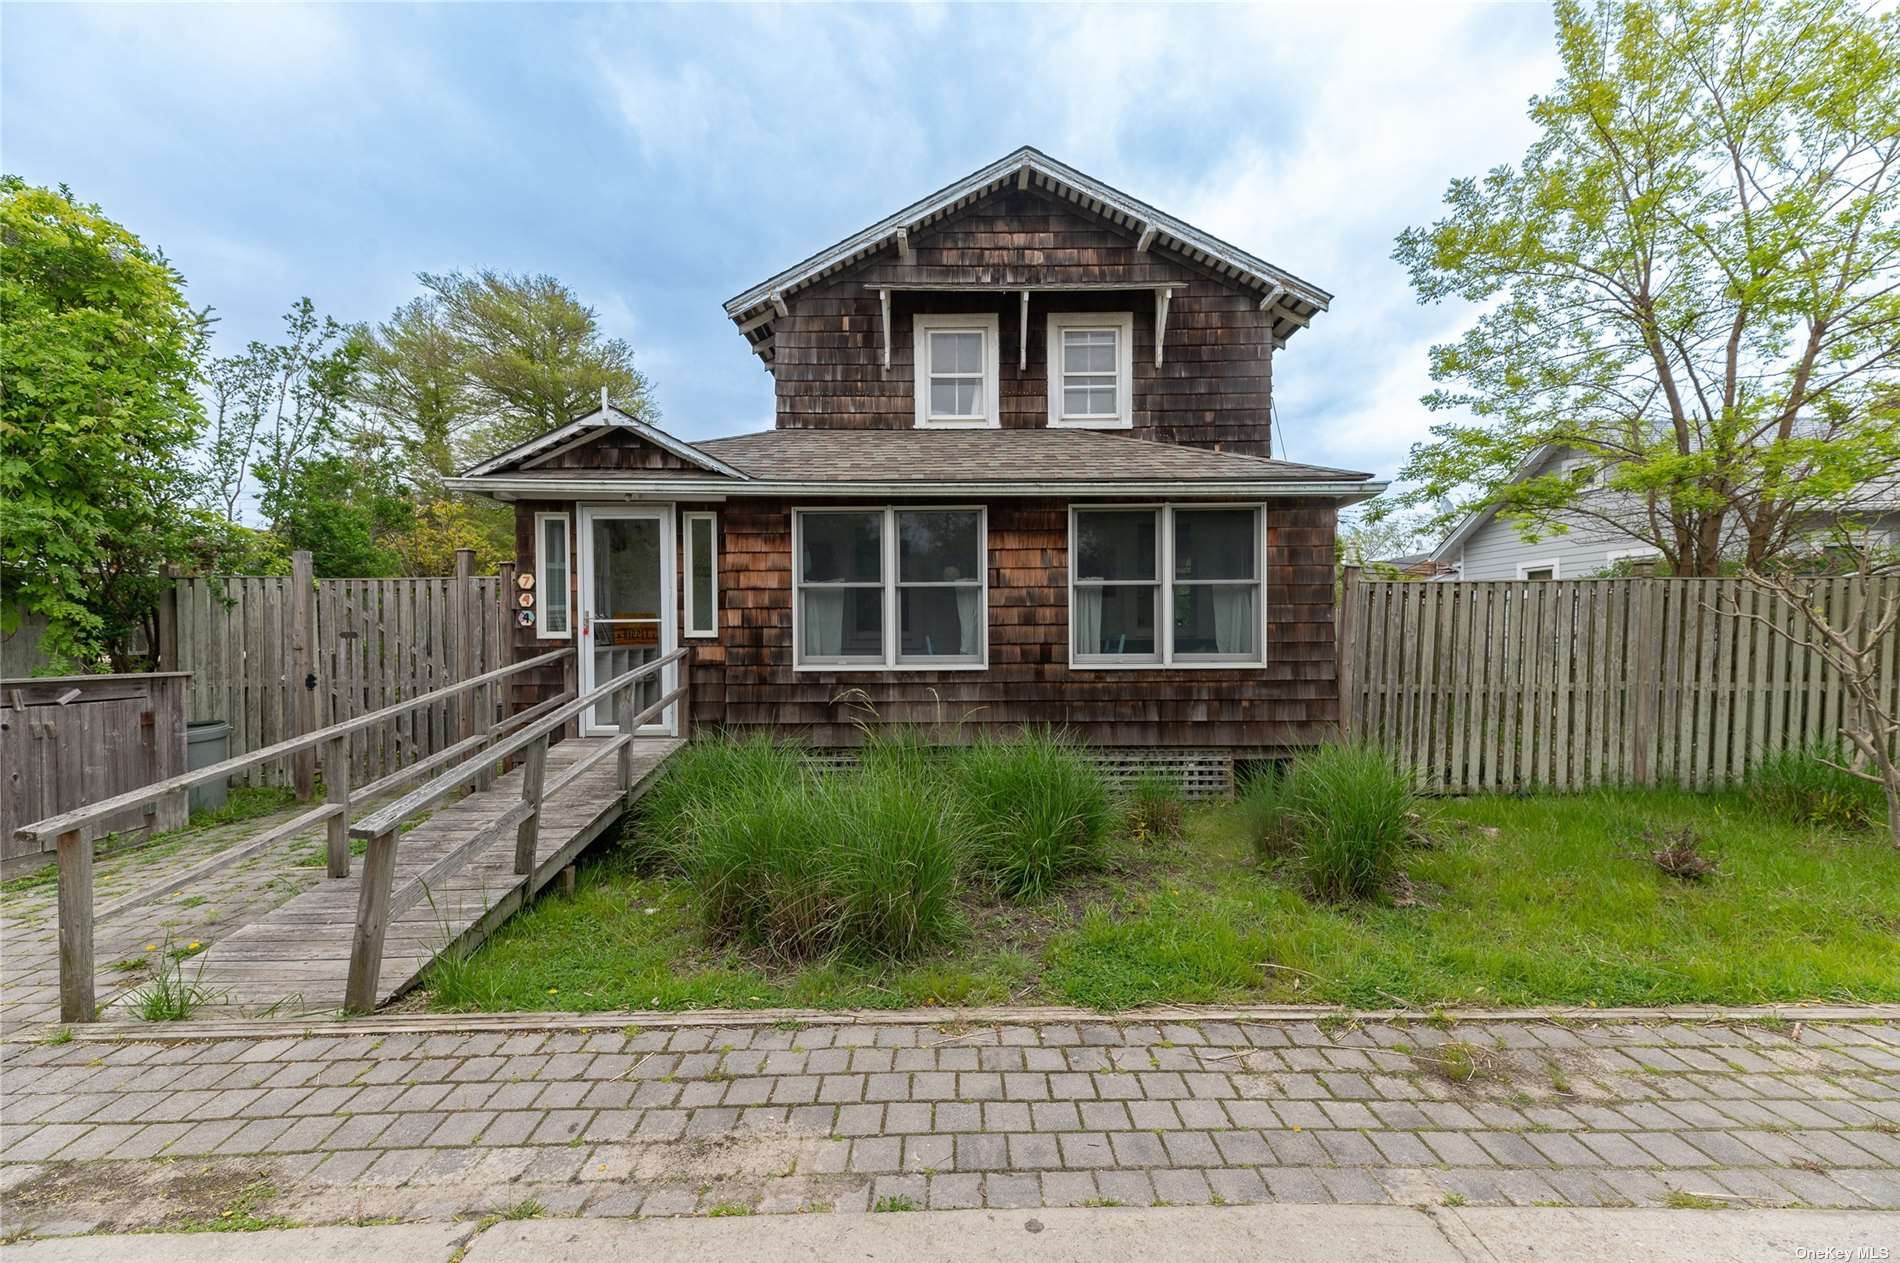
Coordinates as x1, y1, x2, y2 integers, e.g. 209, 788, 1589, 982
576, 503, 677, 737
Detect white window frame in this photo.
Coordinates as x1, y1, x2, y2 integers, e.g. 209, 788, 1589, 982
1068, 503, 1266, 670
682, 511, 718, 639
913, 314, 1001, 429
1517, 557, 1561, 580
1046, 311, 1134, 429
792, 506, 988, 672
534, 511, 572, 640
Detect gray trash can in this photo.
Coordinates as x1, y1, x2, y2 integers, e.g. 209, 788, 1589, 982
186, 721, 232, 816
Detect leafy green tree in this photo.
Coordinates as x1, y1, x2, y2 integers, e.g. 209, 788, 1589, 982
356, 295, 470, 488
0, 176, 218, 668
250, 299, 368, 535
264, 428, 415, 578
1387, 0, 1900, 574
416, 269, 654, 462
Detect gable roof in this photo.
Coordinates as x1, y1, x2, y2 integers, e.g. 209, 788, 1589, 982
460, 400, 750, 480
449, 427, 1384, 503
1428, 444, 1564, 564
724, 146, 1331, 363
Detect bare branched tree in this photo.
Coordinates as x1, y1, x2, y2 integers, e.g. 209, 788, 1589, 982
1733, 535, 1900, 848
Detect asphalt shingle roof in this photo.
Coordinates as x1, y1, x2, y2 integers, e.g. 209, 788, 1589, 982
692, 428, 1370, 484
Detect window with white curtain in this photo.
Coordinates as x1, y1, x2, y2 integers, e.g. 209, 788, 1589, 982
535, 511, 571, 639
1071, 505, 1263, 667
1046, 312, 1134, 428
795, 507, 987, 669
913, 315, 1000, 427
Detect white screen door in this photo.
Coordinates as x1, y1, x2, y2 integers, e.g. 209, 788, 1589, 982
577, 506, 675, 735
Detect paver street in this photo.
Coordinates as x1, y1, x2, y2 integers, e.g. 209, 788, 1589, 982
2, 1011, 1897, 1235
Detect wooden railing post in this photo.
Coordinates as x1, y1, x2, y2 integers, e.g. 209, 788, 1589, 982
325, 734, 352, 877
343, 826, 398, 1015
615, 685, 634, 789
290, 550, 317, 799
677, 650, 693, 744
475, 679, 496, 792
454, 549, 476, 745
514, 733, 549, 876
56, 828, 94, 1023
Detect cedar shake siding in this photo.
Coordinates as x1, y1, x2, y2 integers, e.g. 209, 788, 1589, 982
772, 188, 1278, 456
509, 496, 1340, 749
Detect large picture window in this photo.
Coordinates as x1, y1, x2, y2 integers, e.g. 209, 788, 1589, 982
1046, 312, 1134, 428
913, 314, 1000, 428
795, 507, 987, 669
1070, 505, 1263, 667
534, 511, 571, 639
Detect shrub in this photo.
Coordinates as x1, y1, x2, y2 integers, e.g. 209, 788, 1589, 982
1745, 743, 1883, 831
1243, 745, 1416, 900
954, 728, 1111, 899
1124, 770, 1186, 844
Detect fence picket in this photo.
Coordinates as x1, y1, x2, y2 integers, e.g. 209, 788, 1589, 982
1343, 577, 1878, 794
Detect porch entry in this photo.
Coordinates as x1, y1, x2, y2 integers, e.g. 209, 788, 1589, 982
577, 505, 677, 736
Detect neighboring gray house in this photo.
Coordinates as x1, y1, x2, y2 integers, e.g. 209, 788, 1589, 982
1427, 446, 1900, 581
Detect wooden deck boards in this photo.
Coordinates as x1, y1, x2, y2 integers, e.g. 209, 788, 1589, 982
133, 737, 681, 1019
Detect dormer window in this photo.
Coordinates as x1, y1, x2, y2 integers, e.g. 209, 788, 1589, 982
914, 314, 1000, 428
1047, 312, 1134, 428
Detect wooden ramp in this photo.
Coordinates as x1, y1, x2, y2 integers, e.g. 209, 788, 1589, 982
146, 737, 681, 1019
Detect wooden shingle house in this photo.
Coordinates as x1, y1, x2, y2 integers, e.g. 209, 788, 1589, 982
449, 148, 1384, 773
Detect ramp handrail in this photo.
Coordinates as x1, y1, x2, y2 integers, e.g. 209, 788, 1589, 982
341, 648, 690, 1015
27, 647, 574, 1023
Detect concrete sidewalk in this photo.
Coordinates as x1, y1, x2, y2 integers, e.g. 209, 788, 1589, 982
7, 1205, 1897, 1262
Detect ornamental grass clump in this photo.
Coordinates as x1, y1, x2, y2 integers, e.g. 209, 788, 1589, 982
1243, 745, 1416, 902
653, 733, 964, 960
955, 727, 1111, 899
1124, 770, 1187, 845
824, 763, 965, 958
1745, 742, 1884, 832
631, 733, 803, 866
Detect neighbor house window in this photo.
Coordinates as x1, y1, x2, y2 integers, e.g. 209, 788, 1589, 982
535, 511, 571, 639
795, 507, 987, 669
1518, 559, 1559, 581
914, 314, 1000, 428
1071, 505, 1263, 667
683, 511, 717, 638
1046, 312, 1134, 428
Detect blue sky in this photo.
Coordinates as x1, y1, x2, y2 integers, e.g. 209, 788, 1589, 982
4, 2, 1558, 493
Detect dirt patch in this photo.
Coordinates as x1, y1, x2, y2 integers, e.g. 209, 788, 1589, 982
2, 1157, 293, 1233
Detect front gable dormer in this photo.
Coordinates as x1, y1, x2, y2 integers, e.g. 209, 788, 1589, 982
722, 147, 1331, 458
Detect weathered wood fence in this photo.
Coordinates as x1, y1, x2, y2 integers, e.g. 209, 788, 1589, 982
1339, 574, 1900, 792
0, 673, 190, 863
159, 552, 511, 789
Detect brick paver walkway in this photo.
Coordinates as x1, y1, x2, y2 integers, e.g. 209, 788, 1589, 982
3, 1013, 1897, 1234
0, 807, 330, 1035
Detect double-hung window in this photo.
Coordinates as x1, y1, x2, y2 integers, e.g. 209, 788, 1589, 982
1071, 505, 1263, 666
535, 511, 571, 639
1047, 312, 1133, 428
914, 314, 1000, 427
795, 507, 986, 669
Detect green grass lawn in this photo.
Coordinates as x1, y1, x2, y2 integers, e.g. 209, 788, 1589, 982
423, 788, 1900, 1013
